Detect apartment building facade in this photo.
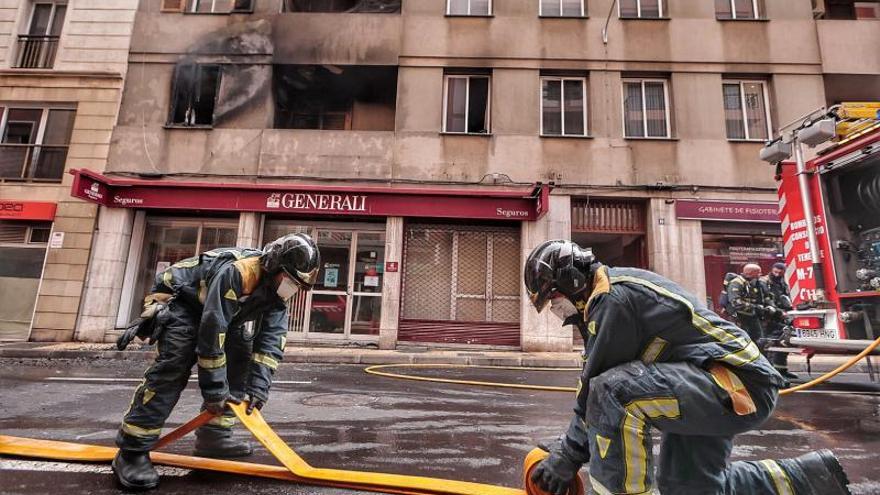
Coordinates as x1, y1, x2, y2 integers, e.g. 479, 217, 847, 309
63, 0, 878, 351
0, 0, 137, 342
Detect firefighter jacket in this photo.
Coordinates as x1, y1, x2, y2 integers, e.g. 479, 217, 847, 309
726, 275, 765, 317
760, 275, 792, 311
562, 265, 785, 462
147, 248, 288, 403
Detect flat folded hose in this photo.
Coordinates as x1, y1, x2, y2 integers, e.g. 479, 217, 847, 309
0, 402, 578, 495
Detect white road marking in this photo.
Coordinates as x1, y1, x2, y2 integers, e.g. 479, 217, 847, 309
0, 459, 190, 477
45, 377, 312, 385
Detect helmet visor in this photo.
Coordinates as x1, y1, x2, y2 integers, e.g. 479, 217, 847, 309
524, 259, 556, 313
283, 265, 319, 290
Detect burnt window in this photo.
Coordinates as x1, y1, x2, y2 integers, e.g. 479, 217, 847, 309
274, 65, 397, 131
282, 0, 400, 13
169, 64, 221, 126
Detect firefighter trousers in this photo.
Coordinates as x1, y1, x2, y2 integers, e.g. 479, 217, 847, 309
735, 314, 764, 344
584, 360, 800, 495
116, 303, 253, 452
764, 321, 790, 372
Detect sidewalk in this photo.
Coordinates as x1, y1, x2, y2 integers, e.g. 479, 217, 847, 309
0, 341, 877, 375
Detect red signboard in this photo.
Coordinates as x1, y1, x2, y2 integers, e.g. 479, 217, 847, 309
675, 199, 779, 223
777, 162, 828, 306
70, 169, 549, 222
0, 200, 57, 221
385, 261, 399, 273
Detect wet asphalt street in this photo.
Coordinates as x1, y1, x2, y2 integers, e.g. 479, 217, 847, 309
1, 358, 880, 494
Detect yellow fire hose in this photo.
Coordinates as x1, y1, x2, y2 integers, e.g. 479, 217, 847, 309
364, 335, 880, 397
0, 403, 571, 495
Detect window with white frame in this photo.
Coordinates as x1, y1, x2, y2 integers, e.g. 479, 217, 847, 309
619, 0, 663, 18
541, 76, 587, 136
715, 0, 765, 19
722, 80, 771, 141
447, 0, 491, 16
187, 0, 253, 13
0, 105, 75, 181
540, 0, 584, 17
622, 79, 670, 138
443, 74, 491, 134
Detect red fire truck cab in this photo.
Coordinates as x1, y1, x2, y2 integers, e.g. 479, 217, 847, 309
775, 104, 880, 345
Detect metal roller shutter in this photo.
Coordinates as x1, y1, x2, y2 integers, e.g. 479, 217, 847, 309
399, 224, 521, 347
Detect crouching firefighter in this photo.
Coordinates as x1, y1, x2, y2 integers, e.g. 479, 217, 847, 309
525, 240, 851, 495
112, 233, 320, 490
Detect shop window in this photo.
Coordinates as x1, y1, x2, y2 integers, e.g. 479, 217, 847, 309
0, 106, 75, 182
622, 79, 670, 139
619, 0, 663, 18
540, 0, 584, 17
541, 76, 587, 137
702, 224, 783, 315
443, 74, 491, 134
274, 65, 397, 131
128, 218, 238, 321
169, 64, 221, 127
0, 220, 50, 341
715, 0, 765, 19
282, 0, 400, 13
187, 0, 254, 13
447, 0, 491, 16
723, 80, 771, 141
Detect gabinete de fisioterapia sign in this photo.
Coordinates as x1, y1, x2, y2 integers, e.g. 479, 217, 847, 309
265, 192, 368, 212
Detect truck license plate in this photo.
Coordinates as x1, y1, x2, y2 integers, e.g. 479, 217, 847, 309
794, 328, 839, 339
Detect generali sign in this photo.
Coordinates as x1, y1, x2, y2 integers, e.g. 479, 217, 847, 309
266, 192, 368, 213
70, 170, 548, 222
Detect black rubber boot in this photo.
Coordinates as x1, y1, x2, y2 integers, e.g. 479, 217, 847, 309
112, 449, 159, 491
193, 426, 253, 458
777, 450, 852, 495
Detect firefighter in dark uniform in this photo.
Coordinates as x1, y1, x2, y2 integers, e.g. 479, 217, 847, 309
761, 262, 798, 380
111, 233, 320, 490
525, 240, 851, 495
727, 263, 767, 343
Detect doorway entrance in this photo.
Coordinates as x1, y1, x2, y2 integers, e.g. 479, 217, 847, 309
263, 221, 385, 343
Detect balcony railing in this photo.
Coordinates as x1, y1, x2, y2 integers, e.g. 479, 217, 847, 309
14, 35, 60, 69
0, 144, 68, 181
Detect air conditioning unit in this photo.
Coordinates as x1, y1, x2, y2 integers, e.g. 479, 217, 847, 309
161, 0, 186, 12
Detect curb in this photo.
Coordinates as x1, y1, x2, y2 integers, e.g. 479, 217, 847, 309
0, 347, 875, 375
0, 347, 583, 368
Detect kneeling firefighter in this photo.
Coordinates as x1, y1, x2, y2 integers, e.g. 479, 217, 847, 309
525, 240, 851, 495
112, 233, 320, 490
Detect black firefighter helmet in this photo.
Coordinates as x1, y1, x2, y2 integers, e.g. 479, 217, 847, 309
261, 233, 321, 290
524, 239, 596, 312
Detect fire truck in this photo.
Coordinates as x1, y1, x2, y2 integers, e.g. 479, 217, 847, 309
762, 103, 880, 354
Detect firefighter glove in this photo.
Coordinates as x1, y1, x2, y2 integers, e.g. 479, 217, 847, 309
243, 392, 266, 415
530, 446, 582, 495
203, 394, 240, 416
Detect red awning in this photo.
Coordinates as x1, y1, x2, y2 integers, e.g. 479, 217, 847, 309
0, 200, 57, 221
69, 169, 550, 222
